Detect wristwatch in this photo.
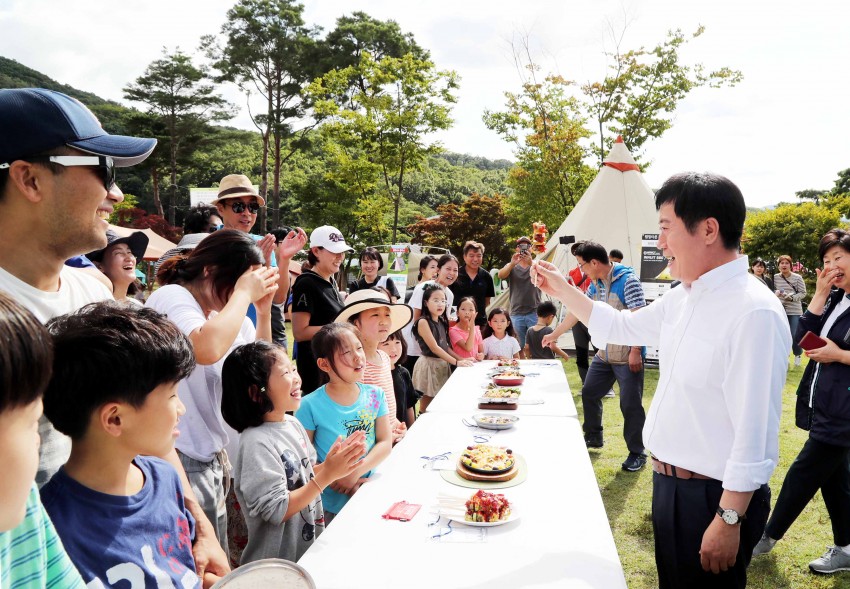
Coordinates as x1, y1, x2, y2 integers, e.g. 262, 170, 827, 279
716, 507, 746, 525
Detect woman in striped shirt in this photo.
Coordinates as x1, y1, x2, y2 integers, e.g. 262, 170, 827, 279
336, 288, 413, 444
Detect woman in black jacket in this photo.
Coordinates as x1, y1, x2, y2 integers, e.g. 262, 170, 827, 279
752, 228, 850, 574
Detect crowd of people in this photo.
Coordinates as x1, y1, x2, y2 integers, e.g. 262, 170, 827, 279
1, 86, 847, 589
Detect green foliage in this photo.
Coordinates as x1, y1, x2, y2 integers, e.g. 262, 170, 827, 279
309, 51, 458, 242
404, 154, 511, 209
743, 203, 842, 272
582, 27, 743, 164
407, 193, 511, 267
319, 11, 429, 102
204, 0, 321, 227
483, 70, 594, 237
124, 48, 235, 224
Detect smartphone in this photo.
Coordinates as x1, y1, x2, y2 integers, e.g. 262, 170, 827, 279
799, 331, 827, 351
519, 243, 530, 256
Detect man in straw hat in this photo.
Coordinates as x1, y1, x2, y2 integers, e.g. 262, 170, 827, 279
0, 88, 230, 577
212, 173, 307, 343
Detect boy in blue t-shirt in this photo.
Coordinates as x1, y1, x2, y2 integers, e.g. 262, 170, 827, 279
39, 302, 220, 588
0, 292, 84, 588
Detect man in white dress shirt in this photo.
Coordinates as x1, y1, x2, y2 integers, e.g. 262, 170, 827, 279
533, 172, 790, 588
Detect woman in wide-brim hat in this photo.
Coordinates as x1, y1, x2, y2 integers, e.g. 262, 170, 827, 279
87, 229, 149, 305
336, 288, 413, 443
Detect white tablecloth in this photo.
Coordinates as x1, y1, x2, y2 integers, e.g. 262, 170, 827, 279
425, 359, 577, 417
297, 362, 626, 588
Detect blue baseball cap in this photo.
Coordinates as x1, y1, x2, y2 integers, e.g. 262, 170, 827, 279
0, 88, 156, 167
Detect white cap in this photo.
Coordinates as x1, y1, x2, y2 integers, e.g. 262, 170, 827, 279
309, 225, 353, 254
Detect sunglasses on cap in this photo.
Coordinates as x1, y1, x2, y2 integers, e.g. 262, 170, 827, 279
1, 155, 115, 191
227, 201, 260, 214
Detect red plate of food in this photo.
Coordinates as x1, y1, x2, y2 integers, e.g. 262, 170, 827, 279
492, 373, 525, 386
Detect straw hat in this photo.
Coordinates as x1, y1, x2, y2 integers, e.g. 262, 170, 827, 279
210, 174, 266, 206
335, 288, 413, 334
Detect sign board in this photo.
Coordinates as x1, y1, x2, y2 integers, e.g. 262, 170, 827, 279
639, 233, 674, 365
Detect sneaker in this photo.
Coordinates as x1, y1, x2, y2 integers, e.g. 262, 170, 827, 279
585, 437, 603, 449
604, 389, 616, 398
794, 355, 802, 367
809, 545, 850, 574
621, 452, 647, 472
752, 533, 777, 556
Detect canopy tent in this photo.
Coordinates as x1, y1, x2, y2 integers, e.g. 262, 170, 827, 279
108, 225, 177, 261
489, 137, 659, 347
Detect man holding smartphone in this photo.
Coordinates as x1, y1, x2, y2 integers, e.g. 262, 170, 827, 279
497, 236, 540, 354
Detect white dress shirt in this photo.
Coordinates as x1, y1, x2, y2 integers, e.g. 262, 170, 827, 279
587, 256, 791, 491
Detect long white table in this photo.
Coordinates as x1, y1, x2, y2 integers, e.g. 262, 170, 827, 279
298, 362, 626, 588
425, 360, 578, 417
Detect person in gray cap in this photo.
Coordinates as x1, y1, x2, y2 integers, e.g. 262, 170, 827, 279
0, 88, 230, 579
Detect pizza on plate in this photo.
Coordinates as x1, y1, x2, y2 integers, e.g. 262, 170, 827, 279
460, 444, 515, 473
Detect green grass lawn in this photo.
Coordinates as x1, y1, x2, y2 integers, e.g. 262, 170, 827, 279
560, 355, 850, 589
285, 320, 848, 587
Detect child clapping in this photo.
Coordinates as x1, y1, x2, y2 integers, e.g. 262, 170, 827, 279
221, 341, 365, 563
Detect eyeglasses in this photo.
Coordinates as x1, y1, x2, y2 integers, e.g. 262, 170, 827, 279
1, 155, 115, 191
578, 262, 588, 269
208, 223, 224, 233
227, 201, 260, 214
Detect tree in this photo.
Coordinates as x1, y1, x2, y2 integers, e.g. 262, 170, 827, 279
407, 193, 511, 268
483, 54, 594, 237
582, 27, 743, 164
124, 48, 234, 224
319, 11, 429, 103
204, 0, 320, 229
743, 203, 841, 275
309, 51, 458, 242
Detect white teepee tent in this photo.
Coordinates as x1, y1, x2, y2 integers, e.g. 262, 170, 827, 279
539, 136, 658, 276
489, 137, 658, 348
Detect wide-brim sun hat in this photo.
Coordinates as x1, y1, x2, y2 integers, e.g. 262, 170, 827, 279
87, 230, 149, 263
310, 225, 353, 254
210, 174, 266, 206
0, 88, 156, 167
335, 288, 413, 334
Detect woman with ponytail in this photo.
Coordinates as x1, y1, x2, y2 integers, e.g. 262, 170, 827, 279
146, 229, 279, 556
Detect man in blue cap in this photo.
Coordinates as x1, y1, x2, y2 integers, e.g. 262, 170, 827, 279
0, 88, 230, 579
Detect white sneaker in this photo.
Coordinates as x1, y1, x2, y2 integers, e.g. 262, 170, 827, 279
752, 533, 776, 556
604, 389, 615, 398
794, 355, 802, 367
809, 545, 850, 574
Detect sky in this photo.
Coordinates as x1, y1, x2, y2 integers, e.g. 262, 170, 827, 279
0, 0, 848, 208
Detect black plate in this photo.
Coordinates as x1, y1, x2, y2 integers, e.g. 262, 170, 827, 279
459, 453, 516, 475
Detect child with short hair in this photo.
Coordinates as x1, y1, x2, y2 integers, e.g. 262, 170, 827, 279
378, 330, 420, 427
296, 323, 393, 522
221, 341, 366, 563
0, 292, 84, 588
40, 303, 219, 588
524, 301, 571, 361
482, 307, 521, 360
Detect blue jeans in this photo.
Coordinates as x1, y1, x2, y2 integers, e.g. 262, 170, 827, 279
512, 311, 538, 349
788, 314, 802, 356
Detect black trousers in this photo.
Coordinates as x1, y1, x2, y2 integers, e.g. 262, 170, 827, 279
765, 436, 850, 545
572, 321, 591, 383
652, 473, 770, 589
